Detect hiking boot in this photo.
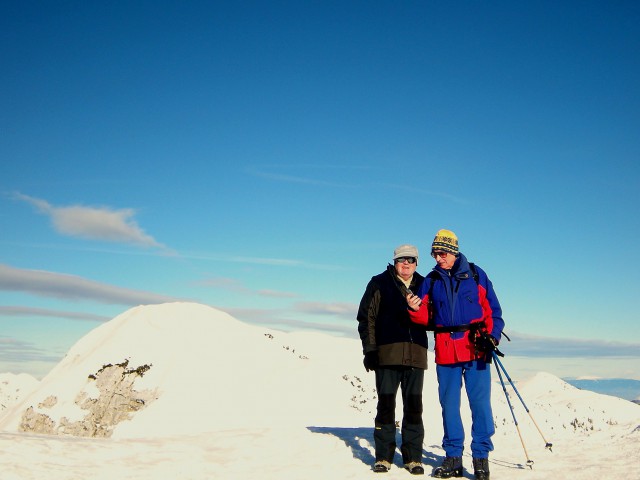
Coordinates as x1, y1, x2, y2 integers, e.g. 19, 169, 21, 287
472, 458, 490, 480
373, 460, 391, 473
433, 456, 463, 478
404, 461, 424, 475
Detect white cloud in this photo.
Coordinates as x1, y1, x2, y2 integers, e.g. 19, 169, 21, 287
222, 306, 355, 336
0, 306, 110, 323
244, 165, 466, 202
244, 166, 360, 188
0, 336, 60, 363
196, 276, 300, 298
228, 256, 345, 271
195, 277, 251, 294
498, 331, 640, 358
0, 264, 183, 306
179, 251, 344, 271
256, 289, 299, 298
294, 301, 357, 317
12, 193, 163, 248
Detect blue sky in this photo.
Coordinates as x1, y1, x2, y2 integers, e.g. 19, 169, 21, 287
1, 1, 639, 380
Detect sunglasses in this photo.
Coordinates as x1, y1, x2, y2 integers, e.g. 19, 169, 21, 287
395, 257, 417, 264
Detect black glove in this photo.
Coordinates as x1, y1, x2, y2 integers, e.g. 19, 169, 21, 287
475, 331, 504, 360
363, 351, 379, 372
475, 331, 497, 353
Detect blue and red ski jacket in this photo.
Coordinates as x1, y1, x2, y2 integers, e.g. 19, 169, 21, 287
408, 253, 504, 365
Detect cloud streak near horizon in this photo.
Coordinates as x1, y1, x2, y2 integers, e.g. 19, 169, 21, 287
196, 276, 300, 298
0, 336, 61, 364
498, 332, 640, 358
0, 264, 182, 306
294, 301, 356, 316
0, 306, 110, 323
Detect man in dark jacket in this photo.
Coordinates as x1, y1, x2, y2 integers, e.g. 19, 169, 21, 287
357, 244, 427, 475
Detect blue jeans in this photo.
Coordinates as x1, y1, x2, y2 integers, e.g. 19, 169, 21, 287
436, 360, 494, 458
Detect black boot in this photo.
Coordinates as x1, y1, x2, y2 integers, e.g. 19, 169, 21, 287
472, 458, 490, 480
433, 456, 463, 478
404, 461, 424, 475
373, 460, 391, 473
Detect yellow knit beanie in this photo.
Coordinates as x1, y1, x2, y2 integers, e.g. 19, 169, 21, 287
431, 229, 459, 256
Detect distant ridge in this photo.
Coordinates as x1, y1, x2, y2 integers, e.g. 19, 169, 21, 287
564, 378, 640, 402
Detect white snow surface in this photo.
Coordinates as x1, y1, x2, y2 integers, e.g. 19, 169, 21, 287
0, 302, 638, 479
0, 372, 39, 413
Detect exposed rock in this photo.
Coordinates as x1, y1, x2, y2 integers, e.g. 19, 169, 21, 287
19, 359, 157, 438
20, 406, 56, 434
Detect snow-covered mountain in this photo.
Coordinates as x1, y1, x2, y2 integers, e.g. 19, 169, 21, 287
0, 302, 637, 479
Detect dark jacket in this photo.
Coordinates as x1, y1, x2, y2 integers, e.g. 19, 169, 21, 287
409, 253, 504, 365
357, 265, 428, 369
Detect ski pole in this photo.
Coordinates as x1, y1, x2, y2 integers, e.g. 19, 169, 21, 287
493, 353, 553, 452
493, 356, 534, 469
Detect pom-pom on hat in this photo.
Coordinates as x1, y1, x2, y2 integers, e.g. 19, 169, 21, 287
393, 244, 419, 261
431, 229, 459, 256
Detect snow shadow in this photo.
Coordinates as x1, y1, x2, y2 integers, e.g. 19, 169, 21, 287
306, 426, 441, 470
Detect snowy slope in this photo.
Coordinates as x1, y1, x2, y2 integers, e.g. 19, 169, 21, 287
0, 302, 374, 436
0, 302, 637, 479
0, 373, 39, 413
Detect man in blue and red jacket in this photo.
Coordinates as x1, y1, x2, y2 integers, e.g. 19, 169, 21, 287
407, 229, 504, 480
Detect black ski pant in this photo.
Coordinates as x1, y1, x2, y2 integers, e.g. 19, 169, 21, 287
373, 366, 425, 464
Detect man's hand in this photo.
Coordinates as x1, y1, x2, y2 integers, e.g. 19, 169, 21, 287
475, 331, 498, 353
475, 331, 504, 359
363, 351, 379, 372
406, 292, 422, 311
